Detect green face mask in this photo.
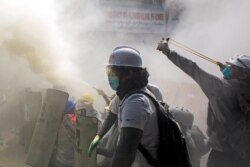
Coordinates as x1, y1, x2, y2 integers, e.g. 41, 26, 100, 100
108, 76, 119, 91
222, 67, 232, 79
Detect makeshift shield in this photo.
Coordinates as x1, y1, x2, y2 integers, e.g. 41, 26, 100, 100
74, 109, 98, 167
24, 91, 42, 153
26, 89, 68, 167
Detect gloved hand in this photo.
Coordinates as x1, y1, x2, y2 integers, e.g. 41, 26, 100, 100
157, 38, 170, 55
88, 135, 101, 157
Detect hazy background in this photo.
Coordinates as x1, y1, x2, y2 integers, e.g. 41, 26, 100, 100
1, 0, 250, 96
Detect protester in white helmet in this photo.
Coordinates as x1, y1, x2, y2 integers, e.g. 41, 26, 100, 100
88, 46, 159, 167
96, 83, 163, 167
157, 38, 250, 167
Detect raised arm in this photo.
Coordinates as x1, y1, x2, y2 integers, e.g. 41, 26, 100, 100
157, 38, 225, 98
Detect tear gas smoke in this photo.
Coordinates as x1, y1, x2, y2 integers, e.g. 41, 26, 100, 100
164, 0, 250, 78
1, 0, 249, 94
0, 0, 81, 92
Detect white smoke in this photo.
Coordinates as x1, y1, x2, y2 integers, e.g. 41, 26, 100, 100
164, 0, 250, 78
0, 0, 80, 92
1, 0, 249, 92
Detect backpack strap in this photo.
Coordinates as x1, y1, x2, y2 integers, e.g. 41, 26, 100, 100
138, 144, 158, 166
123, 89, 159, 108
123, 89, 160, 167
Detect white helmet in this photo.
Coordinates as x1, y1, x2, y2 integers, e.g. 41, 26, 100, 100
227, 55, 250, 70
106, 46, 143, 68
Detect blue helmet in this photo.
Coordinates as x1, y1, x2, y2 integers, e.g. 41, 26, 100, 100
65, 100, 76, 113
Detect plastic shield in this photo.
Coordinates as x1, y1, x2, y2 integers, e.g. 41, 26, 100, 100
26, 89, 68, 167
23, 91, 42, 153
74, 109, 98, 167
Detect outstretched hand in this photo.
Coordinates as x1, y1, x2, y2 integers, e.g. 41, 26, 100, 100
94, 88, 111, 105
94, 88, 106, 96
157, 38, 170, 55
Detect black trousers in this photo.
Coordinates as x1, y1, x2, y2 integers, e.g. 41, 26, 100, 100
206, 149, 248, 167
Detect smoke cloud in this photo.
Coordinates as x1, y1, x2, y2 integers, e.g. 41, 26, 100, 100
165, 0, 250, 78
1, 0, 249, 93
0, 0, 79, 92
